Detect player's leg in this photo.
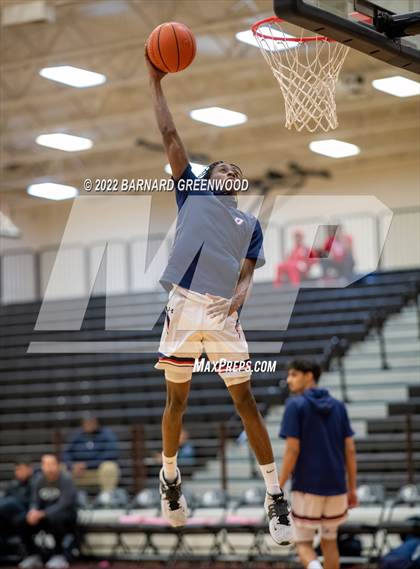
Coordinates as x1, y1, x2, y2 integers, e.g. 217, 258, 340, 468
155, 287, 201, 469
161, 377, 191, 477
227, 380, 277, 483
157, 372, 192, 528
293, 496, 324, 569
227, 380, 292, 545
43, 512, 77, 568
204, 310, 293, 546
204, 314, 273, 467
296, 541, 322, 569
154, 287, 202, 527
320, 537, 340, 569
320, 494, 348, 569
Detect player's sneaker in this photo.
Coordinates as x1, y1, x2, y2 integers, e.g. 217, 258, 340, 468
264, 490, 293, 546
159, 467, 188, 527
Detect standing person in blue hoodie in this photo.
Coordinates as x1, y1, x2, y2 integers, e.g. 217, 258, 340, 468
278, 359, 358, 569
62, 415, 120, 494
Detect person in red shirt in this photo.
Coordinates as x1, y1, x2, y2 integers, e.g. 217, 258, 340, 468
321, 226, 354, 280
274, 230, 313, 287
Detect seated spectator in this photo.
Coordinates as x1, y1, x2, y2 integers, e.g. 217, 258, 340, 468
62, 415, 120, 494
0, 458, 33, 545
321, 225, 354, 280
274, 230, 314, 287
19, 454, 77, 569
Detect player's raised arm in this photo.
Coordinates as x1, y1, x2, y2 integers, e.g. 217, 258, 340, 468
145, 50, 189, 181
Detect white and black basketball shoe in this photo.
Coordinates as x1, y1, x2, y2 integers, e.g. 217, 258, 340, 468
264, 490, 293, 546
159, 467, 188, 527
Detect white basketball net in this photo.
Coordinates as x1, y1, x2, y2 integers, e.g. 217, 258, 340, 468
253, 19, 349, 132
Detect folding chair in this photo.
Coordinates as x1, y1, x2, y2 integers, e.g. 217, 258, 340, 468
379, 484, 420, 556
355, 483, 387, 558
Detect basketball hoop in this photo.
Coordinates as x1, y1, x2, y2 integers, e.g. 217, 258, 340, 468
252, 17, 349, 132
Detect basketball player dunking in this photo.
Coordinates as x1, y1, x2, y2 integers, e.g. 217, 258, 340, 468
146, 51, 293, 546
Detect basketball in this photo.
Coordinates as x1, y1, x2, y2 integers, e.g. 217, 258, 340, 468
146, 22, 196, 73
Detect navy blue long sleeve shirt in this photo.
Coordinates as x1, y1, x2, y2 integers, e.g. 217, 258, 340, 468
62, 427, 119, 469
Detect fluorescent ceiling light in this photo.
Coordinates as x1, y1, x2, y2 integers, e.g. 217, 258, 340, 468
39, 65, 106, 88
190, 106, 247, 128
36, 133, 93, 152
309, 139, 360, 159
372, 75, 420, 98
165, 162, 206, 176
236, 29, 298, 51
27, 183, 79, 201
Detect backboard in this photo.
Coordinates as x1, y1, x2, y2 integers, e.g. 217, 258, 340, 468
274, 0, 420, 73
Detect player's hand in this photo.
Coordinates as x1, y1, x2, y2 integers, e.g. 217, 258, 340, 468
26, 509, 45, 525
206, 294, 236, 323
26, 510, 37, 525
347, 489, 359, 508
144, 45, 167, 81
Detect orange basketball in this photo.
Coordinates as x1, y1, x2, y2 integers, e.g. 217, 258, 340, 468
146, 22, 196, 73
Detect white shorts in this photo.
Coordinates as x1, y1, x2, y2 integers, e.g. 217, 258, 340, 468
291, 491, 348, 542
155, 286, 250, 387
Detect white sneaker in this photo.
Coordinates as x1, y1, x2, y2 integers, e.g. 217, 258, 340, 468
159, 467, 188, 527
18, 555, 43, 569
264, 491, 294, 546
45, 555, 69, 569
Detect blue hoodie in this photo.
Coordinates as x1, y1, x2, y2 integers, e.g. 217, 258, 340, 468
279, 387, 354, 495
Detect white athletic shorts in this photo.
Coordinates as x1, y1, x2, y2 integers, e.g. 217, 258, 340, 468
291, 491, 348, 542
155, 285, 251, 387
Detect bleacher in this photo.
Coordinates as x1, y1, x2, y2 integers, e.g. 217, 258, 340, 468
1, 268, 419, 497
